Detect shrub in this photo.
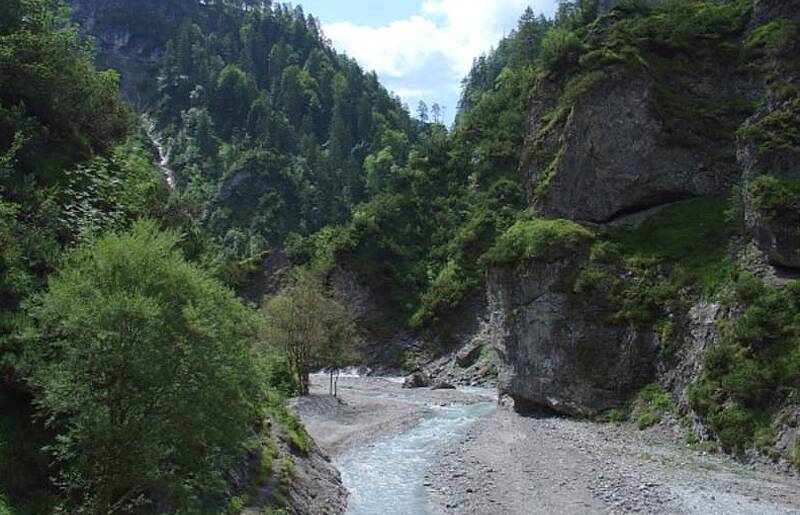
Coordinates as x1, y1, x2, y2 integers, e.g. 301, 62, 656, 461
411, 260, 475, 328
632, 384, 674, 429
597, 409, 627, 425
749, 175, 800, 224
739, 102, 800, 157
482, 218, 594, 266
26, 220, 263, 512
689, 275, 800, 454
0, 495, 13, 515
745, 19, 799, 58
539, 28, 583, 71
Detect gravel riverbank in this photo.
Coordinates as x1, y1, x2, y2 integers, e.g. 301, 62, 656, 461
428, 409, 800, 514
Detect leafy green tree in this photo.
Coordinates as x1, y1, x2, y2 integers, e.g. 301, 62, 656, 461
262, 270, 359, 396
26, 221, 262, 513
212, 65, 256, 136
364, 146, 396, 196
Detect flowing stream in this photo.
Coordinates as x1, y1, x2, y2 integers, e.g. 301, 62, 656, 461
141, 114, 176, 188
337, 392, 495, 515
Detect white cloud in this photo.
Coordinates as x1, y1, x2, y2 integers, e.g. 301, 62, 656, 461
323, 1, 556, 77
324, 16, 441, 78
322, 1, 558, 114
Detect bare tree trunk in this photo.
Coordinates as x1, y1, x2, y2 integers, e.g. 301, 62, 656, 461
329, 370, 334, 396
301, 367, 310, 396
334, 368, 340, 397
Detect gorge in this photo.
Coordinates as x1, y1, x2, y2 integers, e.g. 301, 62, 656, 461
1, 0, 800, 513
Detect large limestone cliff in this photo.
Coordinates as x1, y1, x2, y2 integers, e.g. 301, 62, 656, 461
488, 0, 800, 440
487, 252, 657, 416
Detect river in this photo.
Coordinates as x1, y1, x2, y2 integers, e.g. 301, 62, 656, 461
335, 388, 495, 515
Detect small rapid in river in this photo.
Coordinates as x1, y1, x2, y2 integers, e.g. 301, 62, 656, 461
337, 394, 495, 515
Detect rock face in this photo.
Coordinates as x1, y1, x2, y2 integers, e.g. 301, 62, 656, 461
486, 254, 657, 416
67, 0, 172, 103
751, 0, 800, 25
749, 211, 800, 268
526, 72, 747, 223
739, 106, 800, 268
773, 406, 800, 466
282, 439, 348, 515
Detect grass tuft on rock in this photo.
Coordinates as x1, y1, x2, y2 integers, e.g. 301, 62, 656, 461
748, 175, 800, 224
482, 218, 594, 266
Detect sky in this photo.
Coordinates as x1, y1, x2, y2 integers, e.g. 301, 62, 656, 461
299, 0, 560, 125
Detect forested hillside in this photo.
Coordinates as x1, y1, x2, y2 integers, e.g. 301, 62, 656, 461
293, 0, 800, 469
68, 0, 422, 283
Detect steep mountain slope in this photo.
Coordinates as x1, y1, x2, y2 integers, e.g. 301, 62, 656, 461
1, 2, 348, 513
67, 0, 422, 284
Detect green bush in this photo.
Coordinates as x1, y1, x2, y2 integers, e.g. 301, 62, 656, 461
482, 218, 594, 266
539, 28, 583, 71
745, 19, 799, 58
739, 101, 800, 157
748, 175, 800, 224
689, 275, 800, 454
26, 220, 263, 512
411, 260, 475, 328
0, 495, 13, 515
597, 408, 627, 425
632, 384, 674, 429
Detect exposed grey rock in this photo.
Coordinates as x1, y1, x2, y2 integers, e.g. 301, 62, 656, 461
773, 405, 800, 466
486, 252, 657, 416
751, 0, 800, 26
68, 0, 167, 104
422, 314, 500, 388
281, 439, 348, 515
750, 216, 800, 268
525, 70, 751, 223
241, 439, 347, 515
430, 381, 457, 390
403, 371, 431, 389
329, 267, 380, 323
739, 101, 800, 268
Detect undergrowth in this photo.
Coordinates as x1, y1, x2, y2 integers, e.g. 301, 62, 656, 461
689, 274, 800, 454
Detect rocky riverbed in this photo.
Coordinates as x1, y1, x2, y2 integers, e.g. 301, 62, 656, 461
292, 376, 800, 515
429, 410, 800, 515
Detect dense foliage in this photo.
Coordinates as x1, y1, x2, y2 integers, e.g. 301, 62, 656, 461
2, 0, 800, 510
690, 275, 800, 453
295, 9, 553, 334
27, 221, 262, 513
0, 2, 327, 512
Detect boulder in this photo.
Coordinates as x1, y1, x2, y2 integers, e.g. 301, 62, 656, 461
430, 381, 456, 390
773, 405, 800, 465
402, 371, 431, 389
